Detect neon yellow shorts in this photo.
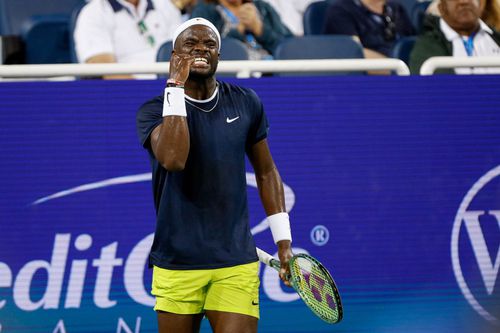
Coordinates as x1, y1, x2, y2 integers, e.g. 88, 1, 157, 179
152, 261, 260, 319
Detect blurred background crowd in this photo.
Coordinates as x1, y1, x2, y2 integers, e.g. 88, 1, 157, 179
0, 0, 498, 76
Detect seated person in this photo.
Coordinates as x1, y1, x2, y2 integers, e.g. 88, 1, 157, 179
190, 0, 292, 59
262, 0, 318, 36
410, 0, 500, 74
322, 0, 415, 59
74, 0, 188, 79
427, 0, 500, 31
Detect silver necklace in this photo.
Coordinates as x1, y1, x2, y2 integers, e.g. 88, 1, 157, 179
185, 87, 220, 113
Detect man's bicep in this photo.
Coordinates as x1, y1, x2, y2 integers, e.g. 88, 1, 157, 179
248, 139, 275, 176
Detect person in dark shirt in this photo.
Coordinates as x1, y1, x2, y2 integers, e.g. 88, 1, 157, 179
190, 0, 292, 59
136, 17, 293, 333
323, 0, 415, 58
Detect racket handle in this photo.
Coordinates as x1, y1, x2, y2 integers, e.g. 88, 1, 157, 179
256, 247, 281, 271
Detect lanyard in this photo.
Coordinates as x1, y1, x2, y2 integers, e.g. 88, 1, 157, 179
118, 0, 156, 48
462, 32, 476, 56
137, 20, 155, 47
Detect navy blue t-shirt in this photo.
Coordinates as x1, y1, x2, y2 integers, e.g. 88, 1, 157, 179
136, 81, 267, 269
323, 0, 415, 56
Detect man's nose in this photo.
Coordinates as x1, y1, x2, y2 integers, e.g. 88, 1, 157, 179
193, 42, 208, 52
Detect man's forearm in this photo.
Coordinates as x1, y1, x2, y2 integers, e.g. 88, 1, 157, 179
153, 116, 189, 171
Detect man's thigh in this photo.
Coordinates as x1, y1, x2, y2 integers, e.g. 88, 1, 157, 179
205, 310, 257, 333
152, 266, 210, 315
204, 262, 260, 320
157, 311, 204, 333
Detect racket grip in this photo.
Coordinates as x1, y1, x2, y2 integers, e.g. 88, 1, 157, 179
256, 247, 281, 271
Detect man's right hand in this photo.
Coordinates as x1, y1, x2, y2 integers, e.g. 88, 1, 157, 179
169, 53, 194, 84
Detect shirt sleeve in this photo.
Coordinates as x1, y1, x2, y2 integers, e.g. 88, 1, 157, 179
136, 96, 164, 150
246, 89, 269, 151
322, 4, 359, 36
74, 2, 115, 62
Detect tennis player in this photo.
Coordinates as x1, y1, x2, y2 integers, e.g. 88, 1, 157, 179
136, 18, 293, 333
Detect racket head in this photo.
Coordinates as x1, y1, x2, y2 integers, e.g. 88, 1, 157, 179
288, 253, 343, 324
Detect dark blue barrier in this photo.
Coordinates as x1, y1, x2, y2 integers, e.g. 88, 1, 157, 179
0, 75, 499, 332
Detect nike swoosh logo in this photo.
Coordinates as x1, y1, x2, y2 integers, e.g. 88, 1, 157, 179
166, 92, 171, 106
252, 300, 259, 306
226, 116, 239, 123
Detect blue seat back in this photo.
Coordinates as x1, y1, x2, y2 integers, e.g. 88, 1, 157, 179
390, 36, 417, 65
21, 15, 71, 64
274, 35, 364, 60
0, 0, 82, 35
303, 1, 330, 35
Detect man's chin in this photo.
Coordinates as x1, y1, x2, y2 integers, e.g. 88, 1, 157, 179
189, 68, 217, 79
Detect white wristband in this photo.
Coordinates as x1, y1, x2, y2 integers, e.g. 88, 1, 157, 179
163, 87, 187, 117
268, 212, 292, 244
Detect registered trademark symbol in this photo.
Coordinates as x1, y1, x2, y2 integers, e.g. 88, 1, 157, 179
310, 225, 329, 246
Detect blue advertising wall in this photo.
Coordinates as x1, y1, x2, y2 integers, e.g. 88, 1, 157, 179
0, 75, 499, 333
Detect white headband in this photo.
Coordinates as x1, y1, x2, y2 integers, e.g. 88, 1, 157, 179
172, 17, 221, 51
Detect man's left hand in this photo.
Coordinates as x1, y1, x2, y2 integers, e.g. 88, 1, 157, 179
277, 240, 293, 286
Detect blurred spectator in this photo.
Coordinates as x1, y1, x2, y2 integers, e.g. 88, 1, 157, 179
322, 0, 415, 59
172, 0, 199, 19
427, 0, 500, 31
74, 0, 190, 79
262, 0, 317, 35
410, 0, 500, 74
191, 0, 292, 59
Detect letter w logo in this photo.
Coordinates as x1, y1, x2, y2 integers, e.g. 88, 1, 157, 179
463, 210, 500, 295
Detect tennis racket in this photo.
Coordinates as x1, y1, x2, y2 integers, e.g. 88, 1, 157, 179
256, 247, 343, 324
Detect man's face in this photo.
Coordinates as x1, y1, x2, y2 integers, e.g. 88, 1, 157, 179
439, 0, 481, 33
175, 25, 219, 78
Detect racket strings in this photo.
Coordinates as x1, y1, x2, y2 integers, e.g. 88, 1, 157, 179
292, 257, 340, 322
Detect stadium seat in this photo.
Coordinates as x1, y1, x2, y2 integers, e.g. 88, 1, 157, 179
274, 35, 364, 75
390, 36, 417, 65
157, 37, 251, 62
21, 15, 71, 64
0, 0, 82, 35
274, 35, 364, 60
411, 0, 432, 33
303, 1, 330, 35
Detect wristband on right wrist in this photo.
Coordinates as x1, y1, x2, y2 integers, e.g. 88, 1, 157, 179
162, 87, 187, 117
268, 212, 292, 244
166, 78, 185, 87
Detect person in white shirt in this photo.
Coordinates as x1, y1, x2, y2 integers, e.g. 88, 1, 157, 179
74, 0, 187, 79
409, 0, 500, 74
262, 0, 317, 36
